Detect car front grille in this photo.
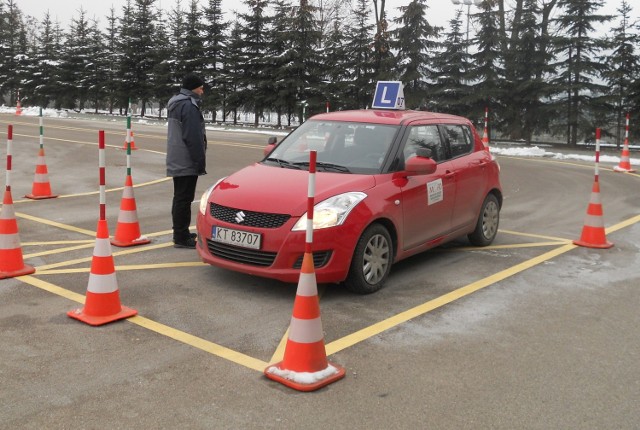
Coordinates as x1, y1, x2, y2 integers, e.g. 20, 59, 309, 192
293, 251, 332, 269
206, 240, 277, 267
210, 203, 290, 229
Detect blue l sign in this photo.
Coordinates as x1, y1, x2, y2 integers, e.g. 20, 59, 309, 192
372, 81, 405, 110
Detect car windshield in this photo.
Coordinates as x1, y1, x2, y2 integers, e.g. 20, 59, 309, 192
265, 120, 400, 174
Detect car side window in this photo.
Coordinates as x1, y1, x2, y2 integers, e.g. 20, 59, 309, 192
403, 125, 445, 163
444, 125, 473, 158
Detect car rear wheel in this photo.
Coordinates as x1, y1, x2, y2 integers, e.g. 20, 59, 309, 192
345, 224, 392, 294
468, 193, 500, 246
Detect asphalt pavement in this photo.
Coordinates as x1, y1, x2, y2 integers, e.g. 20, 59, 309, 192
1, 113, 639, 429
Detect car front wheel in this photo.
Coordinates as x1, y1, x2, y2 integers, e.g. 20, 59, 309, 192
345, 224, 393, 294
468, 193, 500, 246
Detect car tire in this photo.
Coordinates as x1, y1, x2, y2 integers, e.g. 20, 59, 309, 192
345, 224, 393, 294
468, 193, 500, 246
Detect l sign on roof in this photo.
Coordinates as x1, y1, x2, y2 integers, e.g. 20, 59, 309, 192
372, 81, 405, 110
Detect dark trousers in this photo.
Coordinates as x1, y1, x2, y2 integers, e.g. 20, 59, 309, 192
172, 175, 198, 242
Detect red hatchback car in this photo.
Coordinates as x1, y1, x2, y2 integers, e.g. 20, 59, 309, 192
196, 109, 502, 293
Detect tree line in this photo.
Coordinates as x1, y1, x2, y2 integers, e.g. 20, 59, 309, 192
1, 0, 639, 146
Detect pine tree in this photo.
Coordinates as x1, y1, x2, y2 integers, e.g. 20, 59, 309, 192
0, 0, 24, 105
104, 7, 121, 114
431, 9, 472, 116
151, 9, 175, 118
467, 0, 505, 132
61, 8, 93, 110
202, 0, 227, 121
391, 0, 440, 110
553, 0, 612, 146
602, 0, 639, 147
238, 0, 273, 126
31, 12, 60, 108
86, 18, 108, 113
323, 3, 352, 111
342, 0, 376, 109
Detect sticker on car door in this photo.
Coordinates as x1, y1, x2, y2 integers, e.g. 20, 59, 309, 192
427, 179, 443, 205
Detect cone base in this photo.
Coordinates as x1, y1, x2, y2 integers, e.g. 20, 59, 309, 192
613, 166, 635, 173
573, 239, 614, 249
25, 193, 59, 200
264, 362, 346, 392
110, 237, 151, 247
0, 264, 36, 279
67, 305, 137, 326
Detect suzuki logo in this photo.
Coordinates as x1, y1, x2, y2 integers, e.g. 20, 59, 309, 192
235, 211, 246, 223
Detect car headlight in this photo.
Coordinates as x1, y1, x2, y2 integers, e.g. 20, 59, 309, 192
199, 178, 225, 215
292, 192, 367, 231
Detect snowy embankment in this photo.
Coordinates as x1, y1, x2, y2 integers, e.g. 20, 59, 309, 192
2, 105, 638, 166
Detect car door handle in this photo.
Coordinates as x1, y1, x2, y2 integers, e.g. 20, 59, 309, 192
444, 170, 456, 179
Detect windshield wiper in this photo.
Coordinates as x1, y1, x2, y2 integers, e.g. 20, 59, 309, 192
293, 161, 351, 173
265, 157, 302, 169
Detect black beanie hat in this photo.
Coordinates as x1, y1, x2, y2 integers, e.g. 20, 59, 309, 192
182, 73, 205, 91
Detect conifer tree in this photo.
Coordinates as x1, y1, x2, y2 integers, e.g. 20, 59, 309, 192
602, 0, 639, 147
202, 0, 227, 121
553, 0, 612, 146
391, 0, 440, 109
431, 9, 472, 116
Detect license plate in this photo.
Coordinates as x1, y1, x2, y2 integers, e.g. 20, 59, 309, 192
211, 226, 261, 249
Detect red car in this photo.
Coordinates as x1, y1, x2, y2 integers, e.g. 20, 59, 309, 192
196, 109, 502, 293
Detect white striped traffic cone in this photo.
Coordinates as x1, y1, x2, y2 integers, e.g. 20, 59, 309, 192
111, 175, 150, 247
0, 189, 35, 279
25, 147, 57, 199
264, 252, 345, 391
68, 219, 137, 325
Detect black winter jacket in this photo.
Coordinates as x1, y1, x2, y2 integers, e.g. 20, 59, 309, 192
166, 89, 207, 177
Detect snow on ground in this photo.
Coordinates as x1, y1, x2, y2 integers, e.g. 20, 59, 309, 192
2, 105, 639, 165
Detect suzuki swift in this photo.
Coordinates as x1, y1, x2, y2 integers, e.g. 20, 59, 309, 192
196, 108, 502, 293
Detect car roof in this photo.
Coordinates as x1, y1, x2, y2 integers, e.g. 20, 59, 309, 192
309, 109, 468, 126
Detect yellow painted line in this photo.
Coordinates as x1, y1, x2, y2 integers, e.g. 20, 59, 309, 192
23, 243, 95, 259
22, 240, 95, 246
37, 262, 207, 275
499, 229, 570, 242
128, 316, 268, 371
325, 211, 640, 356
606, 213, 640, 234
325, 243, 577, 356
18, 275, 86, 304
16, 275, 267, 372
15, 212, 96, 236
269, 328, 289, 365
35, 242, 174, 271
450, 241, 570, 251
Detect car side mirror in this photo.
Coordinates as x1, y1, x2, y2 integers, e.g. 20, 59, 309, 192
405, 151, 437, 175
264, 136, 277, 157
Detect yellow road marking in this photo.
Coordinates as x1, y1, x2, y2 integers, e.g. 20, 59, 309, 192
128, 316, 268, 371
15, 212, 96, 236
37, 262, 206, 275
325, 243, 576, 355
499, 229, 570, 242
16, 275, 267, 372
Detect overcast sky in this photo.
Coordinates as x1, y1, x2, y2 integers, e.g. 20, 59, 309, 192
15, 0, 627, 34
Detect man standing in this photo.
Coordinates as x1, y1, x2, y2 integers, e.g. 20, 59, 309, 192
166, 73, 207, 249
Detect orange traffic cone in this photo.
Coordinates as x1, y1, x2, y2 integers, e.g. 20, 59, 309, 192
121, 131, 138, 150
15, 100, 22, 116
111, 175, 150, 247
481, 107, 490, 151
0, 189, 36, 279
67, 219, 137, 325
264, 252, 345, 391
25, 148, 58, 199
614, 114, 635, 173
573, 180, 613, 249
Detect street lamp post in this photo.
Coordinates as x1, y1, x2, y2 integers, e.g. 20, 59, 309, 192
451, 0, 483, 49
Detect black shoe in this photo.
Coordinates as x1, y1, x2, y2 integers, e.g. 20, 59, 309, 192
190, 233, 197, 240
174, 237, 196, 249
